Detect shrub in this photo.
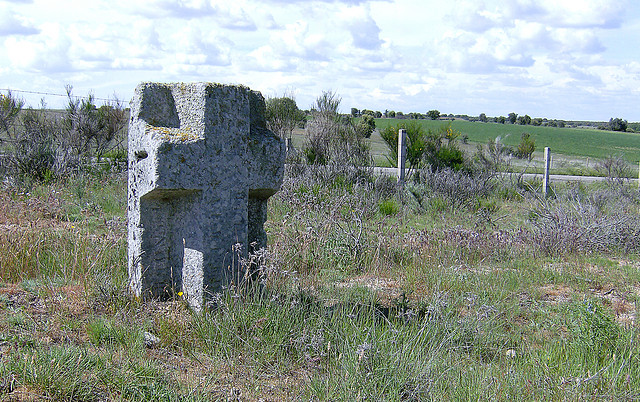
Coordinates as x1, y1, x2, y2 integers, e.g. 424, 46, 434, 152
302, 91, 372, 172
11, 107, 58, 182
514, 132, 535, 161
0, 87, 127, 181
378, 199, 399, 216
355, 114, 376, 138
381, 122, 468, 173
595, 155, 631, 184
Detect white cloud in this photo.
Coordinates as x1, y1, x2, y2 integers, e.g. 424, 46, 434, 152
0, 5, 38, 36
339, 5, 383, 50
5, 23, 71, 72
0, 0, 638, 120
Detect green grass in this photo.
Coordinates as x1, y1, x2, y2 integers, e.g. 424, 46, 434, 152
376, 118, 640, 162
1, 168, 640, 399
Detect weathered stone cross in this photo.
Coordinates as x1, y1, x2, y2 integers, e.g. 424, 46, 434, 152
127, 82, 285, 310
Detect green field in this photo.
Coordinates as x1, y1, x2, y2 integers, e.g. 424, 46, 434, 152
288, 119, 640, 171
375, 119, 640, 162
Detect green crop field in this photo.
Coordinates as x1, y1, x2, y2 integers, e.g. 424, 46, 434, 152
375, 119, 640, 162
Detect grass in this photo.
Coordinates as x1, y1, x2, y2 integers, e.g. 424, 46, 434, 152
0, 167, 639, 400
375, 119, 640, 162
289, 119, 640, 173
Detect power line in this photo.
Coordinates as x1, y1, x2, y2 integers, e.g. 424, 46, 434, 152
0, 88, 130, 103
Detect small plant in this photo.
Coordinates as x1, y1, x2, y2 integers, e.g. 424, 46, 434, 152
378, 198, 399, 216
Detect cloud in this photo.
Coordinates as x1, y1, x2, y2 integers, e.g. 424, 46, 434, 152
5, 23, 71, 73
339, 5, 383, 50
131, 0, 217, 18
0, 5, 39, 36
167, 26, 232, 66
130, 0, 256, 30
247, 20, 331, 71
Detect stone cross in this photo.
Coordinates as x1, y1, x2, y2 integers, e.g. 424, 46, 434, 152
127, 82, 285, 310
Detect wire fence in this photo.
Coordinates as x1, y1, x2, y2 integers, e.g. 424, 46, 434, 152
0, 88, 130, 105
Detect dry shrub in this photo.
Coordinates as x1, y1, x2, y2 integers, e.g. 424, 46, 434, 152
529, 188, 640, 255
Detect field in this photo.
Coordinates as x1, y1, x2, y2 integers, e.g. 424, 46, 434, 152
0, 164, 639, 400
287, 119, 640, 175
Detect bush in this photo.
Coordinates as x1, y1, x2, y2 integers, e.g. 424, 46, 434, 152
13, 108, 58, 182
381, 122, 468, 173
0, 87, 126, 181
514, 133, 535, 161
355, 114, 376, 138
302, 91, 372, 172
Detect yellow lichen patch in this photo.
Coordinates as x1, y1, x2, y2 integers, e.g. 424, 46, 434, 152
150, 126, 202, 142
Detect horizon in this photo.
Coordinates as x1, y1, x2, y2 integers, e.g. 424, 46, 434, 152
1, 0, 639, 121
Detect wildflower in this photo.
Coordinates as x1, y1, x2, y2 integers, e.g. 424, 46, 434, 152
177, 291, 183, 297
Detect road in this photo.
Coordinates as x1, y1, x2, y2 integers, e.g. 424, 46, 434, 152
373, 167, 636, 184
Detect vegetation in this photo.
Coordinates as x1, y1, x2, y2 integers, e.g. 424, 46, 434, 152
375, 118, 640, 162
296, 91, 371, 176
0, 89, 126, 181
514, 132, 536, 161
1, 158, 640, 399
265, 94, 306, 140
1, 89, 640, 399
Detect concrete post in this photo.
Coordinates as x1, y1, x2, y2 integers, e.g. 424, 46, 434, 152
398, 129, 407, 183
543, 147, 551, 197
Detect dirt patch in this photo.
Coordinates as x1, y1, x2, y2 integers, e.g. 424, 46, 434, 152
592, 288, 637, 326
335, 274, 404, 301
539, 283, 636, 325
540, 284, 573, 304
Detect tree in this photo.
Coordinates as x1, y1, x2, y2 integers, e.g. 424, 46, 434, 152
514, 132, 536, 161
508, 112, 518, 124
479, 113, 487, 123
265, 95, 306, 140
497, 116, 506, 124
427, 109, 440, 120
355, 114, 376, 138
608, 118, 628, 132
350, 107, 360, 117
388, 110, 396, 118
516, 114, 531, 125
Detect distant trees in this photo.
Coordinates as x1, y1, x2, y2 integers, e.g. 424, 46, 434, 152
497, 116, 506, 124
517, 114, 531, 125
265, 95, 305, 140
508, 112, 518, 124
427, 109, 440, 120
608, 118, 628, 132
479, 113, 487, 123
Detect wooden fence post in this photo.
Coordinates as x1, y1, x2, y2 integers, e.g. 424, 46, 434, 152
398, 129, 407, 183
543, 147, 551, 197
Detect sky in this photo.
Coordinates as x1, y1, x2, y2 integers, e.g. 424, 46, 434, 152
0, 0, 639, 121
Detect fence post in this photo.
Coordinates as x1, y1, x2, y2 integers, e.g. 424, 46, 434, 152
398, 129, 407, 183
543, 147, 551, 197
